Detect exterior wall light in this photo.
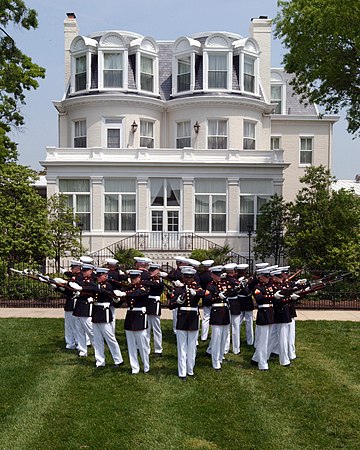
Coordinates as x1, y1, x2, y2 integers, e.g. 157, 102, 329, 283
193, 121, 200, 134
131, 120, 138, 133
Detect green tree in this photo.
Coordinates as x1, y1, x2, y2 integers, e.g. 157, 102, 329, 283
112, 246, 144, 271
274, 0, 360, 135
253, 194, 288, 265
285, 165, 360, 271
47, 194, 83, 273
0, 163, 51, 268
0, 0, 45, 163
190, 244, 233, 265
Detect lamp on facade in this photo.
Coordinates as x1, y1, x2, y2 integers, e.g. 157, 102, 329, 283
131, 120, 138, 133
193, 121, 200, 134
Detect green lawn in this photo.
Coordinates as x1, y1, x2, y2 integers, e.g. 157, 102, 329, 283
0, 319, 359, 450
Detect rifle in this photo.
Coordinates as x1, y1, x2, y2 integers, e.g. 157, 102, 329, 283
287, 269, 303, 281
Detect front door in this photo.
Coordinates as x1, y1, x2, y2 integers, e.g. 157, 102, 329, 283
150, 179, 181, 250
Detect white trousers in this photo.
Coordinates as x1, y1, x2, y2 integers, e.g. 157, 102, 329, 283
268, 323, 279, 357
231, 314, 241, 354
172, 309, 177, 335
93, 322, 123, 367
200, 306, 211, 341
125, 329, 150, 374
75, 316, 94, 357
224, 323, 230, 354
240, 310, 254, 345
64, 311, 77, 349
147, 315, 163, 354
110, 305, 116, 333
288, 319, 296, 359
176, 330, 198, 377
277, 322, 291, 366
252, 324, 271, 370
211, 324, 230, 369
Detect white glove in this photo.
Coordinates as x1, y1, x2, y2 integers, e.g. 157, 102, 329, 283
87, 297, 94, 304
174, 280, 184, 287
274, 290, 284, 300
39, 275, 49, 282
176, 296, 185, 305
60, 268, 66, 274
295, 278, 307, 285
219, 292, 227, 300
189, 288, 196, 296
160, 271, 168, 277
220, 273, 227, 278
290, 293, 300, 301
54, 277, 66, 284
114, 290, 126, 298
69, 282, 82, 291
49, 284, 57, 290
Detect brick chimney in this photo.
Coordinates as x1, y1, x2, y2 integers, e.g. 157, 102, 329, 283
64, 13, 79, 88
249, 16, 272, 103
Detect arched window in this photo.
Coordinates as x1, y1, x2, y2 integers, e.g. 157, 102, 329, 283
203, 34, 233, 91
172, 37, 200, 95
233, 37, 260, 96
98, 33, 128, 90
130, 36, 159, 95
271, 69, 286, 114
70, 36, 98, 93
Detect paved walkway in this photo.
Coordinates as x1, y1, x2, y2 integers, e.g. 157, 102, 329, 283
0, 308, 359, 321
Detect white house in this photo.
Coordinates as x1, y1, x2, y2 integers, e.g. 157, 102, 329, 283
41, 13, 338, 262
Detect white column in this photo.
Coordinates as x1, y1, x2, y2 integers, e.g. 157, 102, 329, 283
182, 178, 194, 232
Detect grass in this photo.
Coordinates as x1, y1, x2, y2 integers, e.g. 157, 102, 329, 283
0, 319, 359, 450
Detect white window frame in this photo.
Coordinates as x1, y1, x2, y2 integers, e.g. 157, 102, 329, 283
176, 120, 191, 148
59, 179, 91, 231
271, 136, 281, 150
98, 52, 127, 90
140, 120, 155, 148
104, 178, 136, 232
203, 50, 232, 91
239, 179, 273, 233
103, 118, 123, 148
299, 136, 313, 165
207, 119, 228, 149
271, 83, 286, 114
194, 179, 227, 234
243, 120, 256, 150
237, 44, 260, 96
149, 178, 182, 233
73, 119, 87, 148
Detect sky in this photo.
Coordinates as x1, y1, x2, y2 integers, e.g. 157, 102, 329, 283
6, 0, 359, 180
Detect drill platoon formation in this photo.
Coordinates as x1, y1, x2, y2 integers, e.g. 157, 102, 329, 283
12, 256, 339, 379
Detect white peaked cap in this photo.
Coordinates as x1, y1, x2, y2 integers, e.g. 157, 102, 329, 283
80, 256, 94, 263
236, 263, 249, 270
255, 262, 269, 269
201, 259, 214, 267
223, 263, 237, 271
105, 258, 119, 265
185, 258, 201, 267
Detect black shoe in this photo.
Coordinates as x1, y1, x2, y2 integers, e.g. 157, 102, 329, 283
113, 362, 124, 368
250, 360, 258, 366
187, 373, 195, 377
179, 376, 187, 382
259, 368, 269, 371
154, 353, 162, 357
282, 363, 291, 367
96, 365, 105, 369
270, 352, 278, 358
204, 352, 211, 358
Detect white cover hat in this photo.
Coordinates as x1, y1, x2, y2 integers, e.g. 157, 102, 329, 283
80, 255, 94, 263
106, 258, 119, 265
201, 259, 214, 267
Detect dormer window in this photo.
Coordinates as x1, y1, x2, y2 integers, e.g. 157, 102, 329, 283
70, 36, 98, 93
233, 37, 260, 96
130, 36, 159, 95
172, 37, 200, 96
98, 33, 128, 90
271, 70, 286, 114
203, 34, 232, 92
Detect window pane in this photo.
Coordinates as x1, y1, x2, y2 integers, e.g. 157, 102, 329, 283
75, 56, 86, 91
212, 214, 226, 232
208, 54, 227, 89
107, 129, 120, 148
212, 196, 226, 213
195, 179, 226, 193
195, 214, 209, 232
105, 213, 119, 231
76, 195, 90, 213
121, 213, 136, 231
105, 194, 119, 213
178, 56, 191, 92
271, 137, 280, 150
77, 213, 90, 231
166, 179, 180, 206
195, 195, 209, 213
141, 56, 154, 92
151, 179, 164, 206
59, 179, 90, 192
140, 121, 154, 147
167, 211, 179, 232
122, 195, 136, 212
104, 179, 135, 192
152, 211, 163, 231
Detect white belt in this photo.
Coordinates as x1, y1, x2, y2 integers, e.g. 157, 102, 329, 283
227, 296, 238, 300
129, 307, 146, 313
180, 307, 198, 312
94, 302, 110, 308
212, 303, 227, 307
148, 295, 160, 300
258, 304, 272, 308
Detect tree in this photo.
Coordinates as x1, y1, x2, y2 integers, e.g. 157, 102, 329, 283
274, 0, 360, 136
189, 245, 233, 265
0, 163, 51, 268
285, 165, 360, 272
253, 194, 288, 265
0, 0, 45, 162
47, 194, 83, 273
112, 246, 144, 271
